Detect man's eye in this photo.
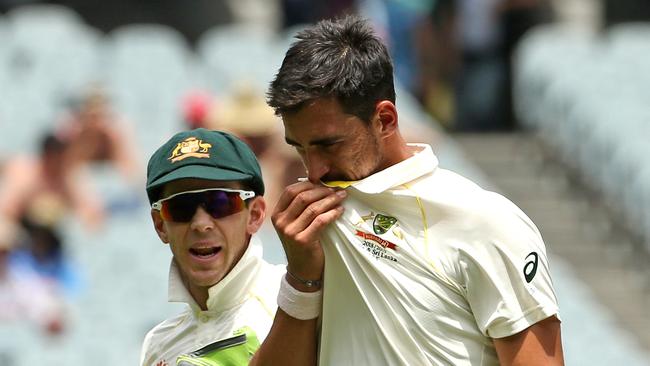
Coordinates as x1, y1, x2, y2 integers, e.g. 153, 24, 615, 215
321, 141, 341, 150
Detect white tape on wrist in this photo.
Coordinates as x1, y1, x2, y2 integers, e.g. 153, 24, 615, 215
277, 274, 322, 320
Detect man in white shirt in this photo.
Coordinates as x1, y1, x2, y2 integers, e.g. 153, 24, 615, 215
253, 15, 564, 365
140, 128, 283, 366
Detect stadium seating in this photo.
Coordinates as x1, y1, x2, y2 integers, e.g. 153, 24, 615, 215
0, 4, 102, 156
514, 22, 650, 251
101, 23, 201, 154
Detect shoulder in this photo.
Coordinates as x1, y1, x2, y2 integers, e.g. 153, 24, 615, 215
414, 167, 541, 240
404, 168, 546, 269
140, 310, 191, 363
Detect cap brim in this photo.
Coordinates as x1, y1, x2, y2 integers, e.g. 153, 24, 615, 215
147, 164, 253, 193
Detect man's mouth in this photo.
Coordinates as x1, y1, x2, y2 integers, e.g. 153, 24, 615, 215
189, 247, 222, 258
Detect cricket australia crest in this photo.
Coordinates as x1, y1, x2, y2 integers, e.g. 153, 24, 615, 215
169, 137, 212, 162
352, 211, 401, 262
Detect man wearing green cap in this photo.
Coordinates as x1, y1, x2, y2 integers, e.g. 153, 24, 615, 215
139, 128, 284, 366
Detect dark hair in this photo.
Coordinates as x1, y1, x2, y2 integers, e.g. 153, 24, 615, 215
40, 132, 66, 156
267, 16, 396, 123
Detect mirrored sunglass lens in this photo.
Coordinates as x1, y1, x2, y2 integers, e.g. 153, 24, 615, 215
204, 191, 245, 219
160, 191, 245, 222
162, 194, 201, 222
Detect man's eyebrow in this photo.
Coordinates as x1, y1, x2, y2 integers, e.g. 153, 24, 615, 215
285, 136, 344, 147
310, 136, 344, 146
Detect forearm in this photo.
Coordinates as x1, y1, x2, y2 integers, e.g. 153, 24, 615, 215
250, 309, 318, 366
252, 180, 344, 365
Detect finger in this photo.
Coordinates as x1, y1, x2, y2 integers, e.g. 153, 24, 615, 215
295, 205, 345, 244
285, 190, 346, 236
273, 192, 344, 248
273, 181, 321, 213
281, 186, 340, 222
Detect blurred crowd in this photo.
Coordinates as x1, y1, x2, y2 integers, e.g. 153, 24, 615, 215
0, 85, 142, 336
0, 0, 648, 353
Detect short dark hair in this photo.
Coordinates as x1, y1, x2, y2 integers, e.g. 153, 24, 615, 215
267, 16, 396, 122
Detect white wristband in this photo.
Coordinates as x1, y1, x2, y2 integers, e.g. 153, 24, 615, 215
277, 274, 322, 320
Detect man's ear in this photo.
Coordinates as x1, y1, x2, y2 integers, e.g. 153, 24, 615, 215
246, 197, 266, 235
151, 210, 170, 244
374, 100, 399, 139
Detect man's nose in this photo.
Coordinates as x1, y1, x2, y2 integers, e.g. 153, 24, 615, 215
189, 206, 215, 232
304, 151, 330, 183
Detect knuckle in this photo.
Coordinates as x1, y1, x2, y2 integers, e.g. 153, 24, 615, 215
286, 184, 302, 197
313, 215, 329, 227
295, 191, 310, 206
271, 212, 285, 227
285, 183, 305, 197
304, 204, 319, 218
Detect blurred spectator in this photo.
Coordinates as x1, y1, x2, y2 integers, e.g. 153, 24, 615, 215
0, 0, 39, 13
49, 0, 233, 45
208, 83, 302, 210
0, 219, 65, 336
9, 217, 83, 298
453, 0, 509, 131
227, 0, 282, 31
420, 0, 551, 131
417, 0, 458, 128
181, 89, 214, 130
0, 132, 105, 231
57, 85, 142, 185
499, 0, 553, 129
280, 0, 356, 28
604, 0, 650, 25
381, 0, 435, 96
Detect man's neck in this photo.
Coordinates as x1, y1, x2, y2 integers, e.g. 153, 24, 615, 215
185, 278, 210, 311
380, 133, 414, 169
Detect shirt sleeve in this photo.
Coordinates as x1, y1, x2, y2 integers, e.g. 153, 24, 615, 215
459, 194, 560, 339
139, 329, 155, 366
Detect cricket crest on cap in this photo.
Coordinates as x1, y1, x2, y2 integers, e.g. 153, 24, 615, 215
168, 137, 212, 163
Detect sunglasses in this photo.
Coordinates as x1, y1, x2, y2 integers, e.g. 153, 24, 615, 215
152, 188, 255, 222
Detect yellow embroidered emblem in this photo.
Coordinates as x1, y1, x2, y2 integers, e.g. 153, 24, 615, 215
169, 137, 212, 163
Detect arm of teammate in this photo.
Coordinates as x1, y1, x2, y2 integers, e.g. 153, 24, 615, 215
250, 181, 346, 366
493, 315, 564, 366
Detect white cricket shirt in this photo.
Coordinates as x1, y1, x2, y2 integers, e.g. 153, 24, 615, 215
140, 236, 283, 366
319, 144, 559, 365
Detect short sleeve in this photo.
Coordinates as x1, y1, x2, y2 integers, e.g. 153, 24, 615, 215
139, 330, 154, 366
459, 196, 560, 339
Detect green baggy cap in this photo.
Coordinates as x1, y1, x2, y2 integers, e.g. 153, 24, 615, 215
146, 128, 264, 203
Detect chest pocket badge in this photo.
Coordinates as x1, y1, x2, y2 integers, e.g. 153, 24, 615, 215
176, 327, 260, 366
373, 214, 397, 235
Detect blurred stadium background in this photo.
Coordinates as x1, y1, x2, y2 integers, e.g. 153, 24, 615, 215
0, 0, 649, 365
